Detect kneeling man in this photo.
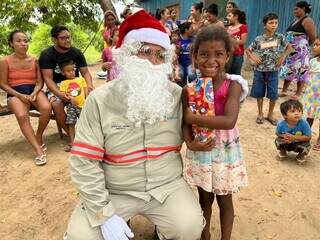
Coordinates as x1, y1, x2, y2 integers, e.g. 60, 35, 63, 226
64, 10, 204, 240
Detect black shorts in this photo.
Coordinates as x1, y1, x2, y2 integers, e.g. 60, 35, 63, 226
7, 84, 35, 98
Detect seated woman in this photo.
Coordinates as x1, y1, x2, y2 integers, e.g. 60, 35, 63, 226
0, 30, 52, 166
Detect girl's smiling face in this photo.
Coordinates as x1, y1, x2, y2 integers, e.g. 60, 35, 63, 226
195, 40, 230, 77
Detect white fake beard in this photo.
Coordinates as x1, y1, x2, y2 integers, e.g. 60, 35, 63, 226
118, 56, 174, 127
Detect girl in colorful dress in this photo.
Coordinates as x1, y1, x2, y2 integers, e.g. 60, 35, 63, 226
226, 9, 248, 75
279, 1, 317, 99
182, 25, 248, 240
101, 28, 120, 82
102, 11, 118, 49
303, 37, 320, 150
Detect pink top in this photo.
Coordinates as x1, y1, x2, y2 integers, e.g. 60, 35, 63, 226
6, 56, 37, 87
101, 48, 119, 81
214, 79, 231, 115
227, 24, 247, 56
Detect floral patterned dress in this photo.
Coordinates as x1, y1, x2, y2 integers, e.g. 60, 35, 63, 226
279, 32, 310, 82
183, 78, 248, 195
303, 57, 320, 119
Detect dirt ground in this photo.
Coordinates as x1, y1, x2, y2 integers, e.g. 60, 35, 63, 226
0, 65, 319, 240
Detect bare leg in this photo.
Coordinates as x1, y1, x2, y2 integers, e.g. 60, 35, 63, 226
68, 124, 76, 144
267, 100, 276, 120
8, 97, 43, 157
31, 92, 52, 145
295, 81, 305, 98
216, 194, 234, 240
257, 98, 264, 118
198, 187, 215, 240
306, 118, 314, 127
51, 99, 69, 135
279, 80, 290, 96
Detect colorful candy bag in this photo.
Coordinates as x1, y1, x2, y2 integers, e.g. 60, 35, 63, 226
187, 77, 215, 142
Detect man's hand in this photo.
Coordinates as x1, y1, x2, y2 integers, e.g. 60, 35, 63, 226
57, 92, 70, 102
101, 215, 134, 240
186, 137, 215, 151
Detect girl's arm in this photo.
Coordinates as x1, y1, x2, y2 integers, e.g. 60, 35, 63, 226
184, 81, 242, 129
182, 87, 215, 151
238, 32, 248, 45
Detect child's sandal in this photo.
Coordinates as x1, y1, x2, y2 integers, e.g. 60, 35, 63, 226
296, 153, 307, 165
41, 144, 47, 152
35, 154, 47, 166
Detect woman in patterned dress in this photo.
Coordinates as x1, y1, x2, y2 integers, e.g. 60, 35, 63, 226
279, 1, 316, 99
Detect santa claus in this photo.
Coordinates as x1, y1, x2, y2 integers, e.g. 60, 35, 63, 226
64, 10, 204, 240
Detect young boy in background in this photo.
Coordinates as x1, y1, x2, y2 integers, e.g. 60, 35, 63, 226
275, 99, 312, 164
246, 13, 291, 125
59, 61, 88, 151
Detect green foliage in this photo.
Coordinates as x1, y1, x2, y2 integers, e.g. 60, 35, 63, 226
0, 26, 12, 56
1, 0, 103, 32
28, 24, 52, 56
28, 22, 102, 65
84, 46, 101, 65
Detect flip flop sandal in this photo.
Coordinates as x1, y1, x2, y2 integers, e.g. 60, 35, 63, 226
35, 154, 47, 166
41, 144, 47, 152
265, 117, 278, 126
256, 117, 264, 124
278, 151, 287, 160
64, 145, 72, 152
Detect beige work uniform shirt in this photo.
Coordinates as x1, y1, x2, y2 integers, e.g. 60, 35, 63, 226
69, 80, 185, 227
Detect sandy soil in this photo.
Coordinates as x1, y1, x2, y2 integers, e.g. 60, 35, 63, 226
0, 65, 319, 240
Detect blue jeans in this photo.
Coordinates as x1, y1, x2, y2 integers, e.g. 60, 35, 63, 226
228, 55, 243, 75
179, 64, 196, 87
250, 70, 279, 101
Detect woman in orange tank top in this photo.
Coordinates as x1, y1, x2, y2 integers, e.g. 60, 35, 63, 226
0, 30, 52, 166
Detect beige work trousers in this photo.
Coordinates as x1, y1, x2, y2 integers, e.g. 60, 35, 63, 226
64, 186, 204, 240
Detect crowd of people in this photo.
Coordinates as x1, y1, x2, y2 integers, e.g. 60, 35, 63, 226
0, 1, 319, 240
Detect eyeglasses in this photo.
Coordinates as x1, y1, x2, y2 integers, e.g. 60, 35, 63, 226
57, 36, 71, 41
137, 46, 168, 62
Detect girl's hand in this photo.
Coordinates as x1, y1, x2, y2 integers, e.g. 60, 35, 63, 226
102, 62, 112, 71
187, 138, 215, 151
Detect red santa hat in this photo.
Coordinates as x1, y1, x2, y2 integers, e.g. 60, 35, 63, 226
116, 10, 170, 50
